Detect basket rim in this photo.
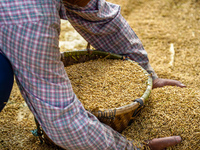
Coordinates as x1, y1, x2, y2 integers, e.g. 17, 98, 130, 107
61, 49, 152, 116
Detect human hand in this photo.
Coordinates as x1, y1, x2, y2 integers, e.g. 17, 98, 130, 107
146, 136, 182, 150
152, 78, 186, 89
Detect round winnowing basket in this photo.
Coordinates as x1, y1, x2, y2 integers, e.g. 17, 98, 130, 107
32, 49, 152, 148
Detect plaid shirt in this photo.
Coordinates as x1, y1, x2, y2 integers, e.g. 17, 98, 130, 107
0, 0, 156, 149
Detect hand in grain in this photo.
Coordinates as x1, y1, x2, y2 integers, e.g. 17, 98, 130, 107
147, 136, 182, 150
152, 78, 186, 89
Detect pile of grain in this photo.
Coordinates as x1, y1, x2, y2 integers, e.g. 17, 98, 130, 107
65, 59, 148, 111
122, 86, 200, 150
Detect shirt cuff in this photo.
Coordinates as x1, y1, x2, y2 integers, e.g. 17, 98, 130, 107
143, 63, 158, 80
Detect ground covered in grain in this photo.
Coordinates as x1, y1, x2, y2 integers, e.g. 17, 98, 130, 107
0, 0, 199, 149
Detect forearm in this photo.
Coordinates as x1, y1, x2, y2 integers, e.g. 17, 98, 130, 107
63, 0, 158, 80
144, 63, 158, 80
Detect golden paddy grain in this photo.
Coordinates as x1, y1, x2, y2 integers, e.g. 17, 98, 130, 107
65, 59, 148, 111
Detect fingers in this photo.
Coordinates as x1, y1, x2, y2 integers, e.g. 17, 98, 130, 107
147, 136, 182, 150
165, 79, 186, 88
153, 78, 186, 89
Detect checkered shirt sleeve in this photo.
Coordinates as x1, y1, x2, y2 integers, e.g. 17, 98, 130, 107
0, 0, 156, 149
63, 0, 157, 79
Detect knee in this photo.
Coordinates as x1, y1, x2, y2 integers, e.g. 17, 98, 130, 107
0, 72, 13, 111
0, 70, 14, 89
0, 54, 14, 91
0, 54, 14, 111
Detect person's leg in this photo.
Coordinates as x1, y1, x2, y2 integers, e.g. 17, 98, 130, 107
0, 52, 14, 112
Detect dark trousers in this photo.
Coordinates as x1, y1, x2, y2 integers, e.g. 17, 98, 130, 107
0, 53, 14, 112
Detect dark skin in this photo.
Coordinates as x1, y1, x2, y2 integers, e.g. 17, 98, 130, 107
153, 78, 186, 89
147, 136, 182, 150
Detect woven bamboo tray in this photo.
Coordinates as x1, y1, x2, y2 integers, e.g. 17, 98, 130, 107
32, 49, 152, 147
61, 49, 152, 132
